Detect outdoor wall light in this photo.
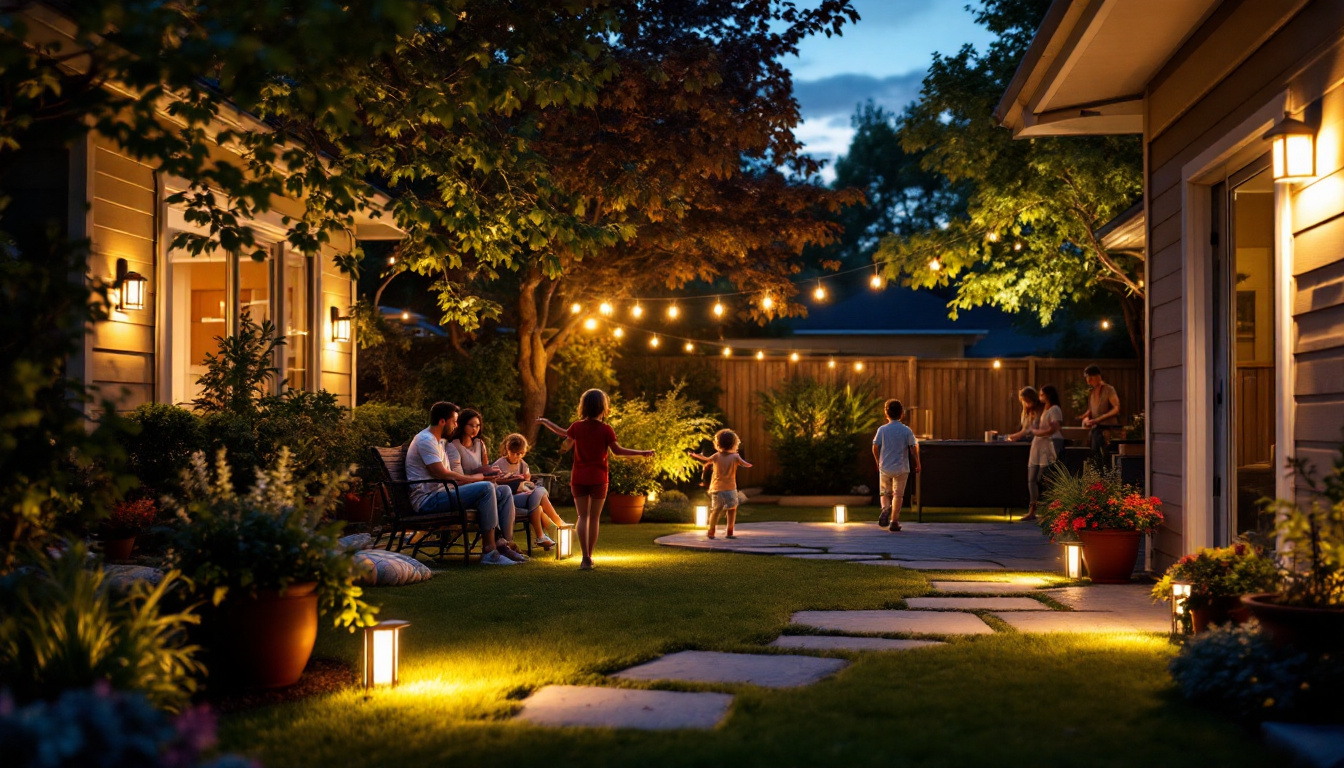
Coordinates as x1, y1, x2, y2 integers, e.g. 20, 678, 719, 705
1263, 113, 1316, 182
1170, 579, 1193, 635
555, 524, 576, 560
115, 258, 147, 311
695, 505, 709, 528
330, 307, 352, 343
833, 505, 848, 524
1062, 540, 1084, 579
363, 619, 410, 691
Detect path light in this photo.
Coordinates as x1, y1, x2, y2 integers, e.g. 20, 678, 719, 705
1264, 113, 1316, 182
555, 524, 576, 560
650, 334, 660, 349
363, 619, 410, 691
330, 307, 352, 343
1170, 579, 1193, 635
570, 302, 582, 314
632, 303, 644, 319
695, 505, 709, 528
1062, 540, 1084, 579
833, 505, 848, 524
599, 301, 613, 317
115, 258, 147, 311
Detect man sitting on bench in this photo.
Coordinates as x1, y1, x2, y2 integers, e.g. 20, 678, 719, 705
406, 401, 524, 565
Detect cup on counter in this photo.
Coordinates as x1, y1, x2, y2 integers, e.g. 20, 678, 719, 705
984, 430, 999, 442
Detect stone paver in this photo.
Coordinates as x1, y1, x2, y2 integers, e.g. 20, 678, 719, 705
992, 610, 1168, 633
906, 596, 1049, 611
728, 547, 825, 555
770, 635, 945, 652
782, 553, 882, 561
655, 521, 1058, 571
611, 650, 847, 688
854, 559, 1007, 571
929, 580, 1046, 594
517, 685, 733, 731
791, 609, 994, 636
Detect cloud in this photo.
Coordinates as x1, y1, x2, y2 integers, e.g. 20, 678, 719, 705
793, 71, 926, 121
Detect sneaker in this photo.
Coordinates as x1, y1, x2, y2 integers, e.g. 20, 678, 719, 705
536, 534, 556, 550
482, 549, 518, 566
888, 522, 903, 532
878, 510, 891, 528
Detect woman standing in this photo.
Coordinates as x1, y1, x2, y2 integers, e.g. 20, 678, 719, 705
1040, 385, 1066, 462
1005, 386, 1049, 522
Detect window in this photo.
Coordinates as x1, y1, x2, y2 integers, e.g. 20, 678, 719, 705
283, 250, 312, 391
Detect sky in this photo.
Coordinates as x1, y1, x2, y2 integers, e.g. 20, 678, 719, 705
787, 0, 995, 182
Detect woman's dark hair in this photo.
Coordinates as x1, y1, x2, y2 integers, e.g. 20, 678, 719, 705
429, 401, 459, 428
449, 408, 482, 443
579, 388, 609, 420
1040, 385, 1060, 407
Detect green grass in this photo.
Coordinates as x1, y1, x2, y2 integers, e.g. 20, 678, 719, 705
219, 515, 1271, 768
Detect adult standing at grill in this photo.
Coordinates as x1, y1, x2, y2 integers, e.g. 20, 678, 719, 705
1078, 364, 1121, 463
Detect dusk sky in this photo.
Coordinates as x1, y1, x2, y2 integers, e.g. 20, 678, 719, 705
787, 0, 995, 181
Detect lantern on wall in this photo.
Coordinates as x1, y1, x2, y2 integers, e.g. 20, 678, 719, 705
695, 505, 709, 528
1170, 579, 1193, 635
833, 505, 848, 524
554, 524, 575, 560
330, 306, 352, 343
1263, 113, 1316, 182
115, 258, 147, 311
363, 619, 409, 691
1062, 540, 1084, 580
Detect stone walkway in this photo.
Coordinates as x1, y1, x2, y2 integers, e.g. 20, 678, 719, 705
654, 521, 1060, 571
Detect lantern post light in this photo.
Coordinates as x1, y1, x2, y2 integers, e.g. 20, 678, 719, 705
363, 619, 410, 692
554, 524, 576, 560
330, 307, 352, 343
1263, 113, 1316, 182
1062, 540, 1084, 580
115, 258, 147, 311
1170, 579, 1193, 635
694, 505, 709, 528
833, 505, 848, 524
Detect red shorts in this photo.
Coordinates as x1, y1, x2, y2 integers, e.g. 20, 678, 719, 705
570, 482, 608, 499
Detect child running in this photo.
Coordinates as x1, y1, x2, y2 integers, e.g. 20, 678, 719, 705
492, 433, 567, 551
872, 398, 920, 532
537, 389, 654, 570
689, 429, 753, 540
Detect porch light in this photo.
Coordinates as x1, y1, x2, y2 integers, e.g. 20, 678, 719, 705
1263, 113, 1316, 182
695, 505, 709, 528
1170, 579, 1193, 635
330, 307, 352, 343
555, 524, 576, 560
1062, 540, 1084, 579
363, 619, 409, 691
833, 505, 848, 524
115, 258, 147, 311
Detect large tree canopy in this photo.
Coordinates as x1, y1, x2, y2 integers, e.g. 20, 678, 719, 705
871, 0, 1144, 353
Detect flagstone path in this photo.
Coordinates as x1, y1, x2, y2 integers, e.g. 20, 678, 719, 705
927, 580, 1048, 593
516, 685, 734, 730
611, 650, 848, 688
769, 636, 944, 652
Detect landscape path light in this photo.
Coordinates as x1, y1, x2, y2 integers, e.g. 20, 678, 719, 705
695, 505, 709, 528
1170, 579, 1193, 635
833, 505, 848, 524
363, 619, 410, 692
555, 524, 576, 560
1062, 540, 1084, 579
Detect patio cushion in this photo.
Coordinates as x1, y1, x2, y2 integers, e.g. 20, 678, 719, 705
352, 548, 433, 587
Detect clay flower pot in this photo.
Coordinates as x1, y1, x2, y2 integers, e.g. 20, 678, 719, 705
1189, 595, 1251, 634
215, 581, 319, 689
1077, 529, 1142, 583
606, 493, 646, 524
341, 492, 376, 524
103, 537, 136, 561
1241, 593, 1344, 654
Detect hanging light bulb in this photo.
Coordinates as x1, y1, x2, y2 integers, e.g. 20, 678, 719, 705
813, 282, 827, 302
400, 311, 410, 322
387, 256, 397, 266
987, 232, 1000, 243
668, 304, 680, 320
929, 257, 943, 272
870, 272, 883, 289
712, 301, 725, 318
684, 341, 695, 353
854, 361, 865, 372
721, 347, 732, 357
632, 303, 644, 319
761, 295, 775, 310
755, 350, 765, 361
583, 317, 598, 331
613, 327, 625, 339
599, 301, 613, 317
1100, 319, 1111, 331
570, 302, 582, 314
650, 334, 660, 348
827, 358, 836, 369
789, 352, 800, 363
1013, 241, 1024, 252
992, 359, 1002, 370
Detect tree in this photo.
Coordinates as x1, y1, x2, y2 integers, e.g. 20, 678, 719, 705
872, 0, 1145, 354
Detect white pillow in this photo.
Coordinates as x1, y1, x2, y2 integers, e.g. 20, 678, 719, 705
352, 549, 433, 587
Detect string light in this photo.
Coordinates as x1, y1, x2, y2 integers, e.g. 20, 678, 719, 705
632, 303, 644, 319
570, 302, 582, 315
684, 341, 695, 353
789, 352, 800, 363
583, 317, 598, 331
599, 301, 613, 317
992, 359, 1002, 369
854, 361, 865, 372
668, 304, 680, 320
387, 256, 397, 265
812, 282, 827, 302
713, 301, 725, 318
870, 272, 883, 289
1100, 319, 1111, 330
828, 358, 836, 369
613, 327, 625, 339
721, 347, 732, 357
400, 311, 410, 322
1013, 241, 1023, 251
650, 335, 660, 348
929, 257, 942, 272
755, 350, 765, 360
761, 295, 775, 310
987, 232, 1000, 243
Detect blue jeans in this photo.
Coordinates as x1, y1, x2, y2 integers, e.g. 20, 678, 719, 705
418, 481, 514, 533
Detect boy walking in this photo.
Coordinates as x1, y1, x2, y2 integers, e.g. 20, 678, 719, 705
873, 399, 920, 532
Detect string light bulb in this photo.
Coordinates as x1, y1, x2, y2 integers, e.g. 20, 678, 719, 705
721, 347, 732, 357
668, 304, 680, 320
632, 303, 644, 319
755, 350, 765, 361
583, 317, 598, 331
613, 327, 624, 339
870, 272, 883, 289
1013, 241, 1023, 252
684, 341, 695, 353
387, 256, 397, 265
854, 361, 865, 372
987, 232, 1000, 243
599, 301, 613, 317
761, 295, 775, 310
929, 257, 942, 272
570, 302, 582, 315
992, 359, 1002, 370
789, 352, 800, 363
650, 335, 660, 348
713, 301, 725, 318
400, 311, 410, 322
828, 358, 836, 369
1100, 319, 1111, 330
813, 282, 827, 302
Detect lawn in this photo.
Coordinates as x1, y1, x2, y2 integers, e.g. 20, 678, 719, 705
219, 506, 1272, 767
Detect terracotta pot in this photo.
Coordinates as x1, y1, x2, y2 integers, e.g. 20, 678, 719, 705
1190, 595, 1251, 634
1241, 593, 1344, 654
607, 493, 646, 524
1117, 442, 1146, 456
104, 537, 135, 561
341, 492, 376, 524
1077, 529, 1142, 583
215, 582, 319, 689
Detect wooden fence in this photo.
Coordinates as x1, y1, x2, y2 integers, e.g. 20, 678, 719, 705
631, 356, 1144, 489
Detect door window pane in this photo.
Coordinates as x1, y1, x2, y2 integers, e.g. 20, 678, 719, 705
284, 252, 311, 391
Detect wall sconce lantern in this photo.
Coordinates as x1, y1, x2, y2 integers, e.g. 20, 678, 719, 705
330, 306, 352, 343
363, 619, 410, 691
554, 524, 575, 560
1062, 540, 1084, 580
833, 504, 848, 524
1170, 579, 1193, 635
694, 505, 709, 528
115, 258, 147, 311
1263, 113, 1316, 182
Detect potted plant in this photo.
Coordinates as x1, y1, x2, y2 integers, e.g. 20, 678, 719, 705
606, 457, 661, 524
102, 498, 157, 560
1040, 464, 1164, 583
164, 449, 376, 689
339, 476, 376, 524
1117, 412, 1145, 456
602, 383, 718, 524
1241, 449, 1344, 654
1152, 540, 1278, 633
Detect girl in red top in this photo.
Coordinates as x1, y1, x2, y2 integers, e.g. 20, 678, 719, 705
537, 389, 654, 570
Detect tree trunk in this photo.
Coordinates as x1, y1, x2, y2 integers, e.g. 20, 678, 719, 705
517, 268, 549, 445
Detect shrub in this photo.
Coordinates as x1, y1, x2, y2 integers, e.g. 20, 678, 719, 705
606, 383, 718, 494
255, 388, 350, 482
338, 403, 426, 483
0, 545, 202, 711
193, 314, 282, 414
121, 403, 204, 496
1169, 621, 1344, 722
1267, 447, 1344, 608
642, 489, 691, 523
1152, 540, 1279, 610
0, 684, 254, 768
757, 377, 881, 494
414, 337, 521, 444
163, 450, 375, 631
104, 499, 157, 539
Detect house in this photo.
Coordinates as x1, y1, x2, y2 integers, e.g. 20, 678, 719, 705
2, 4, 402, 411
997, 0, 1344, 568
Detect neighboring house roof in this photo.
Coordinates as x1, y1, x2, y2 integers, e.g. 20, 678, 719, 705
1096, 202, 1146, 254
380, 307, 447, 338
995, 0, 1220, 137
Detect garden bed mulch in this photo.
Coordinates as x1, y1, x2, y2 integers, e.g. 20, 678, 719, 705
206, 657, 356, 714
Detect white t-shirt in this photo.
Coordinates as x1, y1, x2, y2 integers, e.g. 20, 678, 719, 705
452, 439, 486, 474
491, 457, 530, 477
405, 428, 464, 511
873, 420, 918, 475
